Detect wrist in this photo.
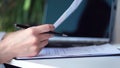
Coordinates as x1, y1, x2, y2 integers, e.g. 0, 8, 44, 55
0, 32, 16, 63
0, 42, 16, 63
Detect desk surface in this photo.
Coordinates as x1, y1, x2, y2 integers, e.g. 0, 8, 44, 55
16, 56, 120, 68
10, 44, 120, 68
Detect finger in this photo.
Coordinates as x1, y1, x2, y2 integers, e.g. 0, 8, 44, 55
38, 40, 49, 50
31, 40, 49, 57
34, 24, 55, 34
37, 34, 53, 42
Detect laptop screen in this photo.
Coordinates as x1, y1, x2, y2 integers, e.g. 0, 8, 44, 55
43, 0, 117, 45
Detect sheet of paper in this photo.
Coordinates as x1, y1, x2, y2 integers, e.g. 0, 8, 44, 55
16, 44, 120, 59
53, 0, 83, 28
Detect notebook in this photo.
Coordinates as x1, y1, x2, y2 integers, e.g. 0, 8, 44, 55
43, 0, 117, 46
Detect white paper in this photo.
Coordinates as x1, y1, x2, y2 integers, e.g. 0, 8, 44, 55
53, 0, 83, 28
17, 44, 120, 59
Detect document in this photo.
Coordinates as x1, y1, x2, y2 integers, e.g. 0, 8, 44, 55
16, 44, 120, 59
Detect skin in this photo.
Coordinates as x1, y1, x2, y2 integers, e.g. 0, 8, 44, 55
0, 24, 54, 63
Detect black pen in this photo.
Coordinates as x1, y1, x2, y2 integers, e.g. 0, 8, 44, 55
14, 24, 68, 37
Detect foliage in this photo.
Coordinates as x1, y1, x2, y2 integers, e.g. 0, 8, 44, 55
0, 0, 44, 32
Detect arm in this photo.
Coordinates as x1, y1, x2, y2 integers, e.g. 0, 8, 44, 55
0, 24, 54, 63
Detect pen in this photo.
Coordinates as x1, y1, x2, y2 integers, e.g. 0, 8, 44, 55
14, 24, 68, 37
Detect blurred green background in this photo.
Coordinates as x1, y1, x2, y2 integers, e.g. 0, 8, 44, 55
0, 0, 44, 32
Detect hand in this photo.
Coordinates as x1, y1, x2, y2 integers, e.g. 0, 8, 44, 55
0, 24, 54, 63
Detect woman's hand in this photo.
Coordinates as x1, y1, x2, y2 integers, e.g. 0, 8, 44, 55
0, 24, 54, 63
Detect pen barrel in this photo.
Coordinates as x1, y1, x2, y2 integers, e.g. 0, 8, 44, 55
15, 24, 67, 36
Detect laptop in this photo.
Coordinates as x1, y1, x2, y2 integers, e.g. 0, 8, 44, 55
15, 0, 120, 60
43, 0, 117, 46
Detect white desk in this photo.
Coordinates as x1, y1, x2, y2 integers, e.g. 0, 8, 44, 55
10, 44, 120, 68
11, 56, 120, 68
